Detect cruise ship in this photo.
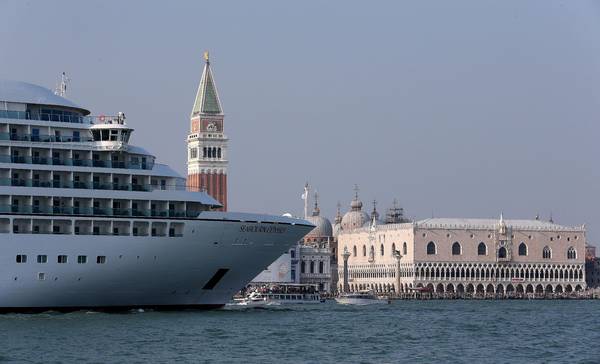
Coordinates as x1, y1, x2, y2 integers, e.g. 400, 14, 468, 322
0, 78, 314, 312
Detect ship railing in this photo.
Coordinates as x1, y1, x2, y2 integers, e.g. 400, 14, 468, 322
0, 155, 154, 170
2, 204, 202, 218
0, 177, 201, 193
0, 110, 91, 124
0, 132, 94, 143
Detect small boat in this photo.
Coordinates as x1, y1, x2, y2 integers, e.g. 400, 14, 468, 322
335, 290, 389, 305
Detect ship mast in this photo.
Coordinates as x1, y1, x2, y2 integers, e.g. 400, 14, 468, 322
54, 72, 70, 97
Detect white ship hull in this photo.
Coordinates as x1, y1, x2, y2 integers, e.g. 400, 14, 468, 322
0, 212, 313, 312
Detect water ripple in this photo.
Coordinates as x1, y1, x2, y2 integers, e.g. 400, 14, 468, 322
0, 301, 599, 363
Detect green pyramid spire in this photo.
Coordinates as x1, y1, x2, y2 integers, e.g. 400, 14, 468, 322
192, 52, 223, 116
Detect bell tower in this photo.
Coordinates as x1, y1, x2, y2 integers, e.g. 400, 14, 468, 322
187, 51, 228, 210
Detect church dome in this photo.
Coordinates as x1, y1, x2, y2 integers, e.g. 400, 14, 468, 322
306, 215, 333, 238
341, 210, 370, 231
304, 193, 333, 238
341, 188, 369, 231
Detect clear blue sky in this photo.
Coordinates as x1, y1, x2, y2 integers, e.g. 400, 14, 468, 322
2, 1, 600, 242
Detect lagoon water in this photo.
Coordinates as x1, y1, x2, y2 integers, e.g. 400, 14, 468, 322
0, 300, 599, 363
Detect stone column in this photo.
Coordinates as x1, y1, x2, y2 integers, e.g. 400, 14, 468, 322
393, 250, 402, 296
342, 247, 351, 293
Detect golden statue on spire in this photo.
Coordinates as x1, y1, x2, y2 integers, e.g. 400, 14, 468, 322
204, 51, 210, 62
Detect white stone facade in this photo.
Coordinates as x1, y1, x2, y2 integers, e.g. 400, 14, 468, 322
338, 217, 587, 296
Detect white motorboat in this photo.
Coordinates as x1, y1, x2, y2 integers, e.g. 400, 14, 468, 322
335, 290, 389, 305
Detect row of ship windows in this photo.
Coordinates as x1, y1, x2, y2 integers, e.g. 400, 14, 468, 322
4, 149, 154, 170
16, 254, 106, 264
4, 128, 89, 142
6, 173, 174, 192
10, 225, 183, 237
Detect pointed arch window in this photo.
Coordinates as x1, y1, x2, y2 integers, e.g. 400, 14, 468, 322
567, 247, 577, 260
310, 261, 315, 273
353, 246, 357, 257
319, 261, 324, 274
301, 261, 306, 273
452, 242, 462, 255
403, 242, 407, 255
362, 245, 366, 257
542, 246, 552, 259
380, 244, 385, 256
391, 243, 396, 255
498, 247, 507, 259
477, 242, 487, 256
518, 242, 527, 256
427, 241, 436, 255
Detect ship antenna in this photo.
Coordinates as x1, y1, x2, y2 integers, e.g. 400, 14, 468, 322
54, 72, 70, 97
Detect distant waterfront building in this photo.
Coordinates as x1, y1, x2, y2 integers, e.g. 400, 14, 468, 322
301, 192, 335, 292
187, 52, 228, 210
252, 186, 338, 293
585, 244, 600, 288
586, 245, 596, 261
338, 215, 587, 296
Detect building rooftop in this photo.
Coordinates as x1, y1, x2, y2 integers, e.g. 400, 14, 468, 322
0, 79, 89, 115
340, 217, 585, 235
415, 217, 584, 231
